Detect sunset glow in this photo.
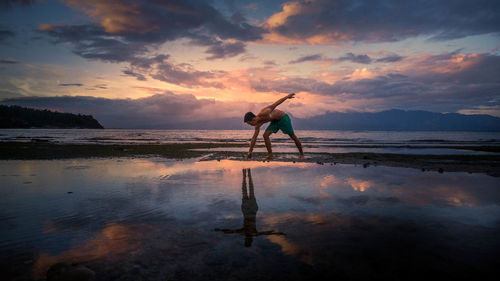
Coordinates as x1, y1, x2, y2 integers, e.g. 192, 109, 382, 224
1, 0, 499, 128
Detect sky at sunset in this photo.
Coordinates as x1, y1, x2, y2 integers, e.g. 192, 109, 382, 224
1, 0, 500, 127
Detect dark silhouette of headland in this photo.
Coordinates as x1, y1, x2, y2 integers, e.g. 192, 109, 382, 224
0, 105, 103, 129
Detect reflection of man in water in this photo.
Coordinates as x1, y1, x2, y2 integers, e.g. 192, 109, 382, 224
215, 168, 285, 247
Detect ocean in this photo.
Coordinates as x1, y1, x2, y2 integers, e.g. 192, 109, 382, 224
1, 129, 499, 155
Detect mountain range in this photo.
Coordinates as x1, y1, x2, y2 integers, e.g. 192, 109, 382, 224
167, 109, 500, 131
2, 105, 500, 131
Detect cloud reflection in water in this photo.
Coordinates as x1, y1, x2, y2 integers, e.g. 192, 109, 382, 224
1, 158, 499, 280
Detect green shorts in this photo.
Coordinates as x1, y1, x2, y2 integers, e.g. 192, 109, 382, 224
265, 114, 295, 135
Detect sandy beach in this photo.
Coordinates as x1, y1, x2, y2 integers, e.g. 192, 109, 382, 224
2, 141, 499, 176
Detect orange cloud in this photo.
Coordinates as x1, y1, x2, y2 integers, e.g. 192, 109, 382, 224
434, 53, 481, 73
259, 1, 352, 45
458, 105, 500, 117
391, 184, 480, 207
266, 235, 314, 264
319, 174, 339, 187
394, 52, 484, 75
345, 178, 372, 192
264, 2, 302, 29
33, 223, 152, 278
64, 0, 158, 33
347, 68, 377, 80
262, 212, 348, 265
38, 24, 55, 31
259, 30, 351, 45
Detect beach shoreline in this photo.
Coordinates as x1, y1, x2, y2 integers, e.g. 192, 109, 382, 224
2, 141, 499, 177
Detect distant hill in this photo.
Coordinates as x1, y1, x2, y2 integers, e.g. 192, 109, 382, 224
0, 105, 104, 129
291, 109, 500, 131
115, 109, 499, 131
2, 104, 498, 131
162, 109, 500, 131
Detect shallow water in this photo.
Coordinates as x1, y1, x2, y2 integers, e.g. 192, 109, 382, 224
1, 158, 499, 280
192, 145, 496, 155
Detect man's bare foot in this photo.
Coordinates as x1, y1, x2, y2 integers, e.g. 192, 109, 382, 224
264, 155, 274, 161
298, 154, 304, 160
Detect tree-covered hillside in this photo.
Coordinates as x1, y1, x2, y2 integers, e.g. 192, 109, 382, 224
0, 105, 104, 129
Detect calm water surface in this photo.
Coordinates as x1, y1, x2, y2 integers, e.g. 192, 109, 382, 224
2, 129, 500, 155
1, 158, 499, 280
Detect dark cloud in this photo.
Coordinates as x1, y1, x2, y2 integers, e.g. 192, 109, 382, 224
411, 52, 500, 84
205, 41, 246, 60
251, 77, 321, 94
337, 53, 372, 64
0, 92, 246, 128
251, 52, 500, 113
289, 53, 405, 65
151, 60, 225, 88
37, 0, 263, 83
0, 89, 22, 99
122, 69, 147, 81
40, 22, 227, 87
189, 34, 247, 60
376, 197, 401, 204
63, 0, 264, 41
0, 93, 211, 128
251, 74, 422, 99
338, 195, 370, 206
122, 54, 225, 88
40, 24, 148, 63
58, 83, 83, 87
267, 0, 500, 42
129, 54, 169, 69
0, 59, 18, 64
289, 54, 323, 64
290, 195, 322, 205
263, 60, 277, 66
0, 0, 36, 10
94, 84, 107, 89
0, 28, 15, 43
38, 0, 265, 64
375, 55, 405, 63
326, 74, 423, 99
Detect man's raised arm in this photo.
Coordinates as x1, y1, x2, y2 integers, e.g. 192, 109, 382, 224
268, 93, 295, 111
247, 126, 260, 159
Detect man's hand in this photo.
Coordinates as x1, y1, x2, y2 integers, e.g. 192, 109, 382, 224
287, 93, 295, 99
247, 151, 252, 159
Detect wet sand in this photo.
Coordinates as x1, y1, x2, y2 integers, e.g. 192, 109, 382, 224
1, 141, 499, 176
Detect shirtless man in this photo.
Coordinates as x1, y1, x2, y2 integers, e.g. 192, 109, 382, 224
244, 93, 304, 160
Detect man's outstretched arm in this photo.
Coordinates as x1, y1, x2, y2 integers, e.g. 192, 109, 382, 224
268, 93, 295, 111
247, 126, 260, 159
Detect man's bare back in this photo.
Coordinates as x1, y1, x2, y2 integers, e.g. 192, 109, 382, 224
255, 108, 285, 125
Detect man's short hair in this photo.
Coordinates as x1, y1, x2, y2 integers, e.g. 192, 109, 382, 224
244, 112, 255, 123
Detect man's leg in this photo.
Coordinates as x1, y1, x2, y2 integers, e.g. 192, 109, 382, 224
242, 169, 248, 200
247, 169, 255, 199
263, 130, 274, 160
289, 134, 304, 159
